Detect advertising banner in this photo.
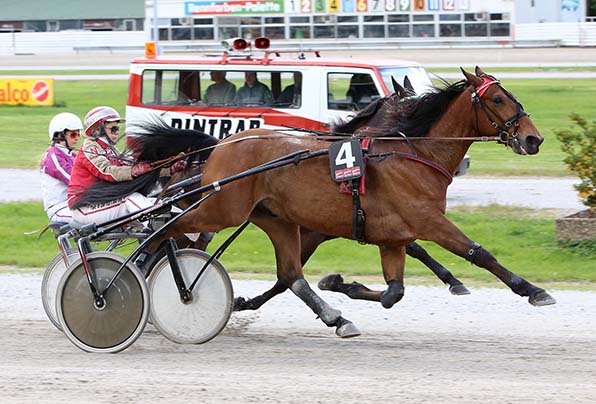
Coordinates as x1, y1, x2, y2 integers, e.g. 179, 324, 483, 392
186, 0, 482, 14
186, 0, 284, 14
0, 78, 54, 106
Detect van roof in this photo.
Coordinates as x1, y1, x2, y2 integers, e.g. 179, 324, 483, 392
130, 53, 422, 69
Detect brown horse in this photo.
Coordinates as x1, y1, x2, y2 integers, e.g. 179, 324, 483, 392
135, 67, 556, 337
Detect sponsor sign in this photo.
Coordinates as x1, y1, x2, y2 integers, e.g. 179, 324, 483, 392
170, 115, 264, 139
0, 78, 54, 106
185, 0, 284, 14
186, 0, 477, 14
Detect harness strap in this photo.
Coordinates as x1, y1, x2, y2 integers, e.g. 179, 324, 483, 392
393, 153, 453, 184
351, 178, 366, 244
349, 137, 369, 244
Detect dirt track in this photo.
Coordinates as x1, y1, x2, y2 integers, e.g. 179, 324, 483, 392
2, 274, 595, 404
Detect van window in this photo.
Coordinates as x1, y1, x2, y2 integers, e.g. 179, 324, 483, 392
378, 66, 433, 95
327, 72, 379, 111
140, 69, 302, 109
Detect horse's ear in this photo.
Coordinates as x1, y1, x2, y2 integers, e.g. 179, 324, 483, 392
461, 67, 483, 87
475, 66, 487, 77
403, 75, 415, 95
392, 76, 407, 99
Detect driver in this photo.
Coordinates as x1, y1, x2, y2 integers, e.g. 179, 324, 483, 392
40, 112, 83, 222
67, 106, 185, 225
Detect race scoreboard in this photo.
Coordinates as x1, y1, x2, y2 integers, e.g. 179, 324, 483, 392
185, 0, 471, 14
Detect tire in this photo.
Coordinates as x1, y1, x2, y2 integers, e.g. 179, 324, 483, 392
56, 251, 149, 353
149, 249, 233, 344
41, 249, 80, 331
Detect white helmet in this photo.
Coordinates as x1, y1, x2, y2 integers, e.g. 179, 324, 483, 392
83, 106, 125, 137
48, 112, 83, 141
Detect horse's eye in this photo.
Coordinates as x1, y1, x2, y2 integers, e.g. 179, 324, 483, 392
493, 95, 503, 105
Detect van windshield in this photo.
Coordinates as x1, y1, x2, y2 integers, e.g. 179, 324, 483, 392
378, 67, 433, 95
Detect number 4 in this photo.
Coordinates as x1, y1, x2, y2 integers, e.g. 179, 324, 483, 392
335, 141, 356, 168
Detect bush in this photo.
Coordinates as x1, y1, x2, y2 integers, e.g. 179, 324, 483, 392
555, 113, 596, 212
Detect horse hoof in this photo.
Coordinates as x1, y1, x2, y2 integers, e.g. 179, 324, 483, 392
449, 284, 471, 296
529, 291, 556, 306
336, 322, 361, 338
318, 273, 343, 291
233, 297, 247, 311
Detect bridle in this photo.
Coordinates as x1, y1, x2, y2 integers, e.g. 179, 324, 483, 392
470, 75, 528, 149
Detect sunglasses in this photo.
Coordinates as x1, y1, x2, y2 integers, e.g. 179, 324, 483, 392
65, 130, 80, 138
106, 126, 120, 134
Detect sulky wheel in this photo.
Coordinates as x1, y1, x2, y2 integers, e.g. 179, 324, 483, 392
149, 249, 233, 344
56, 251, 149, 353
41, 248, 80, 331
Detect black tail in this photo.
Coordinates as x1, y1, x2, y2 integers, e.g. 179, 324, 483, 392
127, 119, 219, 162
71, 120, 219, 210
70, 172, 161, 210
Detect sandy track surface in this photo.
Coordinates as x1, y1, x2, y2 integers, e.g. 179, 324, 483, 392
2, 274, 595, 403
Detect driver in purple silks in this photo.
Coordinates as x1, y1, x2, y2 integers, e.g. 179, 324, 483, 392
40, 112, 83, 222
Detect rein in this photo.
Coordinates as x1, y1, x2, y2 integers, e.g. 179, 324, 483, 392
280, 126, 502, 143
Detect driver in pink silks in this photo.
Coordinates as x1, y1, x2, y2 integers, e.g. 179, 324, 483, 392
67, 106, 186, 225
40, 112, 83, 222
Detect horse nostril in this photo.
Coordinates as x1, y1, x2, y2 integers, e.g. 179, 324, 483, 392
525, 134, 543, 153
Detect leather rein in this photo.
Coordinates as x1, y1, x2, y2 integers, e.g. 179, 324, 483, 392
152, 78, 528, 179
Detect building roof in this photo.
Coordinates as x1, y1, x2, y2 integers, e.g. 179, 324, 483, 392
0, 0, 144, 21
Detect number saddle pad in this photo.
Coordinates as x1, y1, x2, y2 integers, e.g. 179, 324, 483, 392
330, 138, 370, 195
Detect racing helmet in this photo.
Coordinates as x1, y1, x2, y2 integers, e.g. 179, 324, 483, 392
83, 106, 125, 137
48, 112, 83, 141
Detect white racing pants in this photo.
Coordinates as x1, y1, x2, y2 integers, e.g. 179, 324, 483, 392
46, 200, 73, 222
71, 193, 155, 226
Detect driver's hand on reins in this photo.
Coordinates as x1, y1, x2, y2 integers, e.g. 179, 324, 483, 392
131, 162, 152, 178
170, 159, 187, 174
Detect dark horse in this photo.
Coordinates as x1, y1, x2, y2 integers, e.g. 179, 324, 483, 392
129, 67, 556, 337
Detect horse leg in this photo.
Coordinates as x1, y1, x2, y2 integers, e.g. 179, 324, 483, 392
233, 280, 288, 311
303, 228, 468, 299
378, 244, 406, 308
300, 229, 385, 302
405, 242, 470, 295
250, 213, 360, 338
428, 216, 556, 306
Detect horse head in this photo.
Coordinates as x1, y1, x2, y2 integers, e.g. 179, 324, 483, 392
461, 66, 543, 155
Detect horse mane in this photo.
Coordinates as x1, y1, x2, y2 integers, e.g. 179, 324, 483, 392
387, 79, 467, 138
333, 97, 387, 134
71, 121, 219, 209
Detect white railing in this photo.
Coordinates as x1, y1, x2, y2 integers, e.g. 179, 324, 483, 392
0, 31, 146, 56
1, 22, 595, 56
514, 22, 596, 47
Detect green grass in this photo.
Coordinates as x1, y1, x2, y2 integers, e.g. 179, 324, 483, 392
0, 69, 129, 75
1, 77, 593, 175
0, 80, 128, 168
4, 203, 594, 285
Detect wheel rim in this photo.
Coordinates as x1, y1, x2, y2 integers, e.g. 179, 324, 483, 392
58, 252, 148, 352
41, 251, 76, 331
150, 249, 232, 344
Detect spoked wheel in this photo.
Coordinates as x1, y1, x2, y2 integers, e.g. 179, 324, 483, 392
149, 249, 233, 344
56, 252, 149, 353
41, 248, 80, 331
